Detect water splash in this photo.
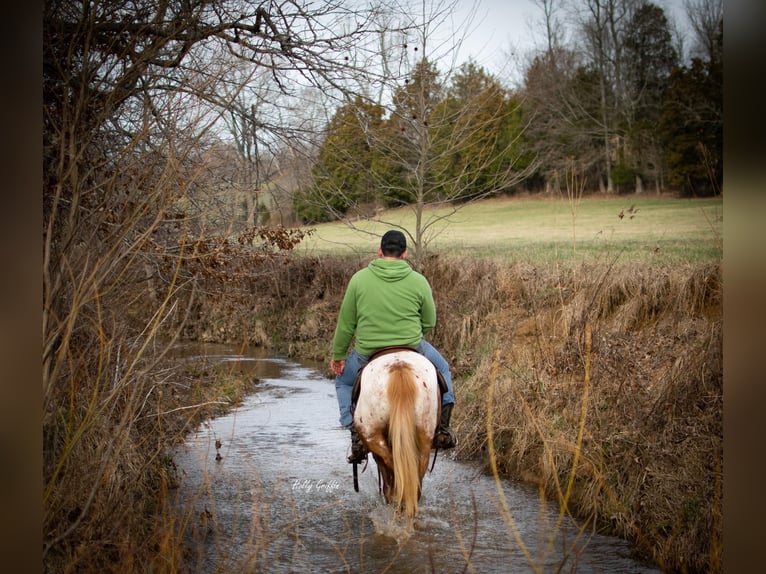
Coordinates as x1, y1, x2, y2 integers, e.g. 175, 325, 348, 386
369, 504, 413, 543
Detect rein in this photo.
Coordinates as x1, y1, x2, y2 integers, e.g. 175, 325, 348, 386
429, 448, 439, 473
352, 458, 368, 492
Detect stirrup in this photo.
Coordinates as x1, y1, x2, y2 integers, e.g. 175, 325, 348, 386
347, 450, 368, 464
433, 428, 457, 450
348, 431, 369, 464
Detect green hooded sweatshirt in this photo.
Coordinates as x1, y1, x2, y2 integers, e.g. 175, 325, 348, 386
332, 258, 436, 359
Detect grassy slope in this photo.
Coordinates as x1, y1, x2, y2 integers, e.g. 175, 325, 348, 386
297, 195, 723, 264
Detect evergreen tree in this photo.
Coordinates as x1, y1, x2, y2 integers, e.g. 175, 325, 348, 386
658, 20, 722, 196
623, 2, 678, 192
293, 97, 385, 222
432, 62, 521, 201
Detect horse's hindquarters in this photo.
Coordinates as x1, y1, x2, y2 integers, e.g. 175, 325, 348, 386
354, 351, 439, 448
353, 351, 439, 517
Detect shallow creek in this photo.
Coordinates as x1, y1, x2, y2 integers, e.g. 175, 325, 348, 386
171, 343, 660, 573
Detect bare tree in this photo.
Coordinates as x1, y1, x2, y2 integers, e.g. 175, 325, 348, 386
522, 44, 606, 193
298, 0, 534, 266
685, 0, 723, 63
533, 0, 567, 55
577, 0, 633, 192
44, 0, 402, 368
220, 66, 281, 228
522, 0, 604, 193
42, 0, 409, 567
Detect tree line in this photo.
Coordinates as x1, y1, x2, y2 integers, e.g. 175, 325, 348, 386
295, 0, 722, 228
43, 0, 721, 252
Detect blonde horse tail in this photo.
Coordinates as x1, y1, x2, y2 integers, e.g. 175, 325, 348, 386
387, 362, 420, 519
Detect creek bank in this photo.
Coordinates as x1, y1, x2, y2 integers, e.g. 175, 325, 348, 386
161, 254, 722, 573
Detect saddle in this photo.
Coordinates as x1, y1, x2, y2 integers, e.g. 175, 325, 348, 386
349, 345, 448, 418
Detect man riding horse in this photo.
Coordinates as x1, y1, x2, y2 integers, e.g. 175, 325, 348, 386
330, 230, 457, 463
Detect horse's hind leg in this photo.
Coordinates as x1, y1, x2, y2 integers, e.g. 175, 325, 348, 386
416, 425, 433, 479
366, 428, 394, 470
372, 454, 396, 503
365, 428, 398, 501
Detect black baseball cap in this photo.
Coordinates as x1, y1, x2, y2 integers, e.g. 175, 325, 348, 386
380, 230, 407, 252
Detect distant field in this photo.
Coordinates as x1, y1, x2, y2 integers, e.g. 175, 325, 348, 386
296, 195, 723, 264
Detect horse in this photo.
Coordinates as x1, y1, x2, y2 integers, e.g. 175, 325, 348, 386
352, 348, 440, 520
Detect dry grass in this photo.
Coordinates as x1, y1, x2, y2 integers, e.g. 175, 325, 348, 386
441, 259, 722, 573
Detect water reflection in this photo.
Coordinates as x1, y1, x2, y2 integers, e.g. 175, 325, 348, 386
172, 348, 659, 573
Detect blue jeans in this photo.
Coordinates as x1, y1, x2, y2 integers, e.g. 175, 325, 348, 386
334, 340, 454, 429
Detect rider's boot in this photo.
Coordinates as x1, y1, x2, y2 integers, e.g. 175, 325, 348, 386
433, 402, 457, 450
347, 428, 369, 464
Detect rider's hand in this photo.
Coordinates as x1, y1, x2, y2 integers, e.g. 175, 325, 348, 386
330, 359, 345, 376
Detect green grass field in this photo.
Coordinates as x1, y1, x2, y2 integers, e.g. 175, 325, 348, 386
296, 195, 723, 264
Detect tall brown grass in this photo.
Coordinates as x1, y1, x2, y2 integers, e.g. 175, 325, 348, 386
41, 71, 268, 569
433, 259, 722, 573
42, 172, 209, 570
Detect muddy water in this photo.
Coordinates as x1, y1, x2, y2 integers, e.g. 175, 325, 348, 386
172, 344, 659, 573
